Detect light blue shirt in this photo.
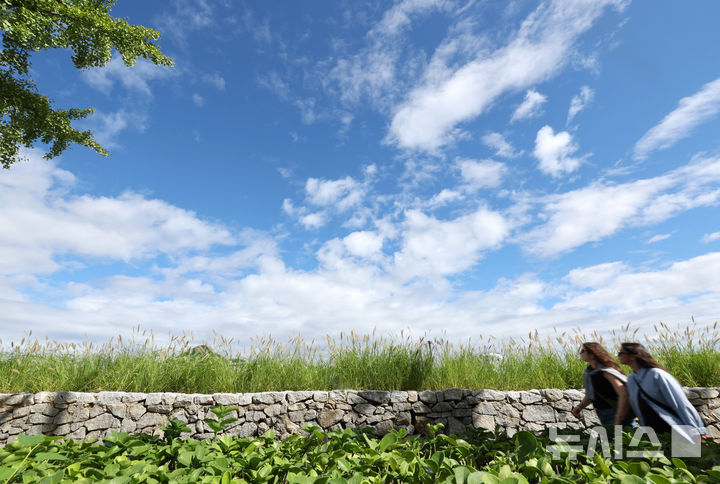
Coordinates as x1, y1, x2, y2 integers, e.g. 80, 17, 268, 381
626, 367, 706, 442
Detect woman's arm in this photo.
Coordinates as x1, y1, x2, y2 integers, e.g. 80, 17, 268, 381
605, 372, 629, 425
571, 396, 591, 418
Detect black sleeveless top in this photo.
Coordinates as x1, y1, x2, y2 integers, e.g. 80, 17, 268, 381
590, 371, 618, 409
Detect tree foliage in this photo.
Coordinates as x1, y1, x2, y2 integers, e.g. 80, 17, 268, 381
0, 0, 173, 168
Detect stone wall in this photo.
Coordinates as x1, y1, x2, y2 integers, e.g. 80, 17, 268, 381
1, 388, 718, 445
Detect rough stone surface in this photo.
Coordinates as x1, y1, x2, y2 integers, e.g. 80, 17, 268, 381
1, 387, 718, 445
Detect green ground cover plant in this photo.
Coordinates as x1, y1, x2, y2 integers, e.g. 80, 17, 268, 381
1, 423, 719, 483
0, 322, 718, 393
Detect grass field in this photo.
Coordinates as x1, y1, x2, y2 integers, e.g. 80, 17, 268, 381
1, 322, 718, 393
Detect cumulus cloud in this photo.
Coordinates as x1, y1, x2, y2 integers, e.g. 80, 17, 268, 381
482, 133, 521, 158
388, 0, 624, 151
511, 89, 548, 123
533, 126, 583, 176
392, 207, 509, 280
634, 77, 720, 160
567, 85, 594, 124
0, 153, 233, 276
343, 231, 384, 258
305, 176, 364, 210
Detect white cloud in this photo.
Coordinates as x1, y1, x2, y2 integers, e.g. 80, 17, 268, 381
82, 57, 172, 96
481, 132, 521, 158
300, 212, 326, 229
458, 159, 507, 189
634, 77, 720, 160
85, 109, 147, 148
158, 0, 215, 45
427, 189, 462, 207
565, 261, 628, 288
192, 93, 205, 107
0, 153, 233, 276
533, 126, 583, 177
305, 176, 364, 210
327, 0, 451, 108
511, 89, 548, 123
566, 85, 594, 124
524, 155, 720, 256
343, 231, 384, 258
392, 207, 509, 280
701, 232, 720, 244
559, 252, 720, 312
647, 233, 672, 244
389, 0, 624, 151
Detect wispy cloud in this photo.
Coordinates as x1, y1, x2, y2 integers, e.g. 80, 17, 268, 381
701, 231, 720, 243
511, 89, 548, 123
566, 85, 594, 124
482, 132, 522, 158
388, 0, 624, 151
647, 233, 671, 244
523, 155, 720, 256
634, 77, 720, 160
82, 57, 173, 96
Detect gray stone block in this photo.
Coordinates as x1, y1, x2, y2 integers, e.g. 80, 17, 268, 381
358, 391, 390, 404
522, 405, 555, 423
287, 391, 313, 404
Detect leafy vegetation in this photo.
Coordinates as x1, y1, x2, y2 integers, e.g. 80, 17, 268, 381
0, 322, 718, 393
1, 423, 718, 483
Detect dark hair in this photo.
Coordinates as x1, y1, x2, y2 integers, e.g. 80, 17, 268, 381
581, 342, 624, 373
619, 342, 666, 370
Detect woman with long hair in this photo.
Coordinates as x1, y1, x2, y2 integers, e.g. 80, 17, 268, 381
571, 342, 634, 426
617, 342, 706, 442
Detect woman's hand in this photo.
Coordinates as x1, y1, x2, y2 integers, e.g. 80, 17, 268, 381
571, 405, 582, 418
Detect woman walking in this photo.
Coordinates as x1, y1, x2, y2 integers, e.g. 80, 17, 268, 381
571, 342, 634, 426
617, 342, 706, 442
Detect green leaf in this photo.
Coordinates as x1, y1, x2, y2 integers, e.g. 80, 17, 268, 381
671, 458, 687, 470
17, 434, 46, 447
454, 466, 471, 484
34, 452, 68, 461
378, 433, 398, 452
647, 475, 672, 484
467, 472, 500, 484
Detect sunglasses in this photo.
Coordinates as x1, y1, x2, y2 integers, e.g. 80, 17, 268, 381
617, 350, 630, 355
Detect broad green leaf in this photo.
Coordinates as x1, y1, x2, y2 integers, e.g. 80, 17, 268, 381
378, 432, 397, 452
647, 475, 672, 484
467, 472, 499, 484
454, 466, 470, 484
18, 434, 46, 447
671, 458, 687, 470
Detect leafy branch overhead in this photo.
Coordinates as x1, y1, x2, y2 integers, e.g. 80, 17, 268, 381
0, 0, 173, 168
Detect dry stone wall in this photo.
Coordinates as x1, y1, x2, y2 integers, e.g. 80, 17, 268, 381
1, 387, 719, 445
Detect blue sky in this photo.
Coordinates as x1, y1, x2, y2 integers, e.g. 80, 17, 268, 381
3, 0, 720, 346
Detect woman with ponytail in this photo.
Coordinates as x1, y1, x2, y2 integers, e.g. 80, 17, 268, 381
571, 342, 634, 426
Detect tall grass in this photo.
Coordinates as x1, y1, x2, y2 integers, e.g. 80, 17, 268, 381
0, 322, 717, 393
